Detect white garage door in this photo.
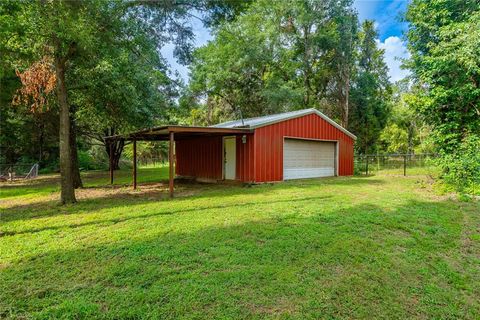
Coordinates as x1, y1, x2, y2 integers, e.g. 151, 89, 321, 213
283, 139, 336, 180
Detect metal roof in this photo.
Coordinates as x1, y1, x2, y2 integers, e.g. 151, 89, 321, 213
213, 108, 357, 139
104, 125, 252, 141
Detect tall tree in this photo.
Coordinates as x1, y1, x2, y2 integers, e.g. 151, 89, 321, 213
187, 0, 358, 122
331, 5, 358, 128
405, 0, 480, 154
7, 0, 115, 203
3, 0, 245, 204
349, 20, 391, 154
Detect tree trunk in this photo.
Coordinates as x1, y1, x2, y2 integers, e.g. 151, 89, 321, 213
104, 128, 124, 170
112, 140, 124, 170
364, 118, 369, 155
338, 66, 350, 128
344, 72, 350, 128
54, 54, 76, 204
38, 119, 44, 163
70, 112, 83, 189
303, 25, 311, 107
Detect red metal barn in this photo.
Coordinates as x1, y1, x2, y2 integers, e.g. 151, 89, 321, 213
176, 109, 356, 183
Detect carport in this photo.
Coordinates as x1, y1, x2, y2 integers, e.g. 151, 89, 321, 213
104, 125, 252, 198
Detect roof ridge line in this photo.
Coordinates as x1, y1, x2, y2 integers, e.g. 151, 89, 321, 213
213, 108, 356, 140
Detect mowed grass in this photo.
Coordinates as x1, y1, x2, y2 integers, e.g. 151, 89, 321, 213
1, 167, 479, 319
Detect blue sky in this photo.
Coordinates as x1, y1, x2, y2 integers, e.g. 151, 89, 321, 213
354, 0, 410, 81
355, 0, 409, 41
162, 0, 410, 83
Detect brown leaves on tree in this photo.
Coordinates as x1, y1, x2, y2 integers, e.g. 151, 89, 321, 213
13, 56, 56, 112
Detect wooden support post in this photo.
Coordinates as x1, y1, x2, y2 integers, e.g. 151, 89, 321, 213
169, 131, 174, 198
109, 141, 114, 184
365, 156, 369, 176
404, 155, 407, 176
133, 140, 137, 190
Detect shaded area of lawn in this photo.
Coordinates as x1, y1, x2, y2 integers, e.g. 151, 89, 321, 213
1, 169, 479, 319
0, 166, 169, 199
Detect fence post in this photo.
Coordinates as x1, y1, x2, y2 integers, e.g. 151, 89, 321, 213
109, 142, 114, 184
132, 140, 137, 190
403, 155, 407, 176
365, 156, 369, 176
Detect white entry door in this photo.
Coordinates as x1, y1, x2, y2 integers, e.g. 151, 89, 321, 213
283, 138, 336, 180
224, 137, 236, 180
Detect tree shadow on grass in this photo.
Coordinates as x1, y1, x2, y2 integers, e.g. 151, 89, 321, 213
1, 195, 333, 236
1, 177, 385, 224
0, 167, 166, 199
1, 199, 478, 319
0, 177, 59, 199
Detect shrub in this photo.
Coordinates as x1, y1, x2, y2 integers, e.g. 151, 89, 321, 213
78, 149, 109, 171
436, 135, 480, 196
39, 159, 59, 173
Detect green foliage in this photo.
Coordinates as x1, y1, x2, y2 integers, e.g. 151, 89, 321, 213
406, 1, 480, 192
379, 124, 409, 154
77, 150, 104, 171
406, 0, 480, 153
436, 135, 480, 196
378, 84, 434, 155
187, 0, 360, 123
122, 141, 169, 165
349, 20, 391, 154
0, 0, 32, 77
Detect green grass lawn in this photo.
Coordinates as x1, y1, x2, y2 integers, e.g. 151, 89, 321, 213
1, 167, 479, 319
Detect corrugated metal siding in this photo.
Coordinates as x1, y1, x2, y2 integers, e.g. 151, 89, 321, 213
175, 136, 223, 180
236, 134, 255, 182
253, 113, 354, 182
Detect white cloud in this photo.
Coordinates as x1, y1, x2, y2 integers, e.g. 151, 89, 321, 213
377, 36, 410, 82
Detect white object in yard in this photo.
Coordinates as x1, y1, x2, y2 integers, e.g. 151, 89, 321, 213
25, 163, 39, 179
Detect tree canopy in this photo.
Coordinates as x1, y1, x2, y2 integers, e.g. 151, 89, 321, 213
405, 0, 480, 193
405, 0, 480, 153
1, 0, 249, 203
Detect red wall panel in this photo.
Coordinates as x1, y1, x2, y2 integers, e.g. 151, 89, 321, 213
175, 136, 223, 180
253, 113, 355, 182
236, 134, 255, 182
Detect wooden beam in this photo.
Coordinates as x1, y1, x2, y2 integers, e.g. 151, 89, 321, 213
133, 140, 137, 190
109, 142, 114, 184
169, 131, 174, 198
167, 126, 251, 134
104, 125, 251, 142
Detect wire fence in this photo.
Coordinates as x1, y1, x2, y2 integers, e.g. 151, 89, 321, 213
354, 154, 439, 176
0, 163, 39, 181
1, 154, 437, 182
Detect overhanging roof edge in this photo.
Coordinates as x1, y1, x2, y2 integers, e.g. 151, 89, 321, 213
104, 125, 253, 141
